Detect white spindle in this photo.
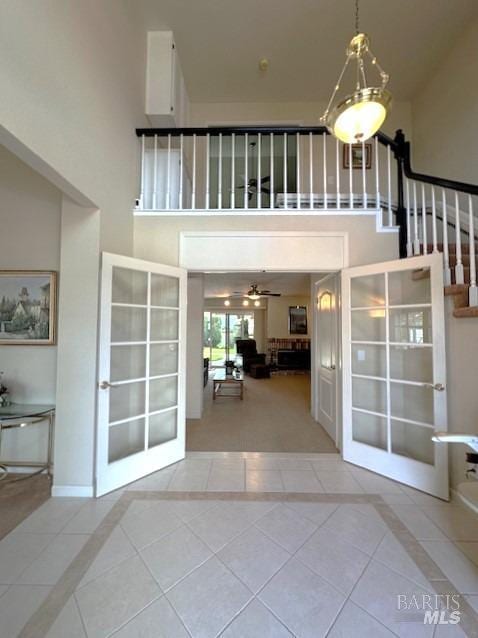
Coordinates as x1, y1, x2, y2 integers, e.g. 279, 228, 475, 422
348, 144, 353, 208
166, 133, 171, 210
413, 182, 420, 255
310, 132, 314, 210
283, 133, 288, 208
361, 140, 367, 208
257, 132, 262, 209
139, 134, 145, 209
152, 134, 158, 209
454, 192, 464, 284
245, 133, 249, 209
441, 189, 451, 286
323, 132, 328, 208
231, 133, 235, 209
296, 132, 301, 210
431, 186, 438, 254
336, 137, 341, 209
387, 144, 392, 226
179, 133, 184, 210
374, 136, 380, 220
421, 184, 427, 255
270, 133, 274, 209
405, 179, 412, 256
192, 134, 197, 210
205, 133, 210, 210
217, 133, 223, 210
468, 195, 477, 306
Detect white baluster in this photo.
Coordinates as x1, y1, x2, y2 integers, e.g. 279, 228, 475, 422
468, 195, 477, 306
138, 134, 145, 209
431, 186, 438, 254
361, 139, 367, 208
323, 132, 328, 208
413, 182, 420, 254
191, 134, 197, 210
336, 137, 341, 209
152, 134, 158, 209
244, 133, 249, 209
454, 192, 464, 284
296, 132, 301, 209
387, 144, 392, 227
231, 133, 235, 209
349, 143, 353, 208
310, 132, 314, 210
218, 133, 223, 210
205, 132, 210, 210
421, 184, 427, 255
257, 132, 262, 209
441, 189, 451, 286
179, 133, 184, 210
283, 132, 288, 208
406, 179, 412, 257
270, 133, 274, 209
166, 133, 171, 210
374, 136, 381, 220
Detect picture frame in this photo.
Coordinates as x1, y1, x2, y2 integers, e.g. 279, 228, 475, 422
289, 306, 308, 335
0, 271, 57, 345
343, 143, 372, 169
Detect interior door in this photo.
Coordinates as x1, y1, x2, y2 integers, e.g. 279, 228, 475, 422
96, 252, 187, 496
342, 253, 448, 499
316, 275, 339, 445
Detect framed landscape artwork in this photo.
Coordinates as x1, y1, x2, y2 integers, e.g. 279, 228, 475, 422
343, 142, 372, 169
289, 306, 308, 335
0, 271, 57, 345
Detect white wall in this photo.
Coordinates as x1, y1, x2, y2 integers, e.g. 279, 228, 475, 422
267, 295, 311, 339
186, 274, 204, 419
0, 146, 61, 462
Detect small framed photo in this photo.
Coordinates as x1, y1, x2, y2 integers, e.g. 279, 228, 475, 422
343, 143, 372, 169
289, 306, 308, 335
0, 271, 57, 345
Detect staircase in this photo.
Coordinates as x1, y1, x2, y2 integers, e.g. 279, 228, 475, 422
445, 242, 478, 318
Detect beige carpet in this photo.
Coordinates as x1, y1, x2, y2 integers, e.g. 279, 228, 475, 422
186, 373, 337, 453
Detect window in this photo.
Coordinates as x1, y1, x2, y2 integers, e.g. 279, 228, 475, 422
203, 312, 255, 367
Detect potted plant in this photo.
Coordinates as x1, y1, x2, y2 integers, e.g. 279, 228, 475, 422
225, 360, 235, 376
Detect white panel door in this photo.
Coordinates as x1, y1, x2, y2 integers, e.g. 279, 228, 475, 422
96, 252, 187, 496
342, 253, 449, 499
316, 275, 338, 445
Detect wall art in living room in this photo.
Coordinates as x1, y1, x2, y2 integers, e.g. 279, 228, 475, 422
288, 305, 307, 335
0, 271, 57, 345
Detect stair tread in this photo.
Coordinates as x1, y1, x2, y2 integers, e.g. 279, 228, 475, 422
444, 284, 469, 295
453, 306, 478, 318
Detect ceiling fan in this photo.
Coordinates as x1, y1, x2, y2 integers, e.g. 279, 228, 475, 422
232, 283, 281, 300
237, 176, 271, 201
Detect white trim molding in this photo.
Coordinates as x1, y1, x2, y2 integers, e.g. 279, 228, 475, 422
52, 485, 95, 498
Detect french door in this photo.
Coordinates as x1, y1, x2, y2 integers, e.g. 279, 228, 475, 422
96, 253, 187, 496
342, 254, 448, 499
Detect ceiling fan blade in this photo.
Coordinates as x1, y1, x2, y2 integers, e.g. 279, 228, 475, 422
260, 187, 271, 195
262, 292, 281, 296
260, 175, 271, 184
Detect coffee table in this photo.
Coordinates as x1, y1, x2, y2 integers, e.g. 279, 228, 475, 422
213, 368, 244, 400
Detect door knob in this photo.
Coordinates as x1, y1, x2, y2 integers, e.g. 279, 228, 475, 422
422, 382, 445, 391
99, 380, 113, 390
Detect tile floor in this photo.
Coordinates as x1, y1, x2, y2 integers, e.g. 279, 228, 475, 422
1, 453, 478, 638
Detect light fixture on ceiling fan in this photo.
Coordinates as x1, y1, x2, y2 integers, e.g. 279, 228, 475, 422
320, 0, 391, 144
230, 283, 282, 300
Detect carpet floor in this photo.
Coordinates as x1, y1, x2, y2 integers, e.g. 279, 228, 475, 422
186, 373, 337, 453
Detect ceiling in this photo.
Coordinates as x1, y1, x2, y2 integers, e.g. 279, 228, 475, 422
202, 272, 317, 298
130, 0, 477, 103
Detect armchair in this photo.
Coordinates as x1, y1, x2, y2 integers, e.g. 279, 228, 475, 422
235, 339, 266, 373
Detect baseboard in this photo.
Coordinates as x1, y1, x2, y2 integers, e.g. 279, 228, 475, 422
51, 485, 94, 498
451, 485, 478, 515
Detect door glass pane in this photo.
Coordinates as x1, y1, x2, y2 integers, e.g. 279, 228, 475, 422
111, 306, 147, 342
151, 273, 179, 307
389, 307, 432, 344
352, 410, 387, 450
390, 382, 433, 424
352, 377, 387, 414
390, 345, 433, 383
112, 267, 147, 305
149, 377, 177, 413
109, 418, 144, 463
319, 295, 333, 368
391, 420, 434, 465
352, 344, 386, 377
150, 343, 178, 376
209, 313, 227, 366
351, 274, 385, 307
148, 409, 177, 448
151, 309, 178, 341
388, 269, 431, 305
110, 345, 146, 382
351, 309, 386, 342
109, 381, 145, 423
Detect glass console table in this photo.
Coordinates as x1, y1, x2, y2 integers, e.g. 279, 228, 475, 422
0, 404, 55, 481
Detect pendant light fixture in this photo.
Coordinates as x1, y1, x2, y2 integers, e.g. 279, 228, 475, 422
321, 0, 391, 144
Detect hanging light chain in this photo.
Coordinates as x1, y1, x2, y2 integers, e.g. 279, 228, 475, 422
321, 53, 353, 122
355, 0, 360, 34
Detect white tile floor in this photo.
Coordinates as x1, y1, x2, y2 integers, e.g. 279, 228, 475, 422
1, 453, 478, 637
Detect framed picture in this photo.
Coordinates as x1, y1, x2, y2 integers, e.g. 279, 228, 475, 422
289, 306, 308, 335
343, 143, 372, 169
0, 271, 57, 345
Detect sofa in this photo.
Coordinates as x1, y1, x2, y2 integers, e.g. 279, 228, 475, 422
203, 358, 209, 387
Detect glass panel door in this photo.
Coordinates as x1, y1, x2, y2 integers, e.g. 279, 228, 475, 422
203, 311, 255, 367
342, 254, 448, 499
96, 253, 186, 496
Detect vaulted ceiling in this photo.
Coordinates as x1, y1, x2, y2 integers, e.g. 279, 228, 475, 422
130, 0, 477, 103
